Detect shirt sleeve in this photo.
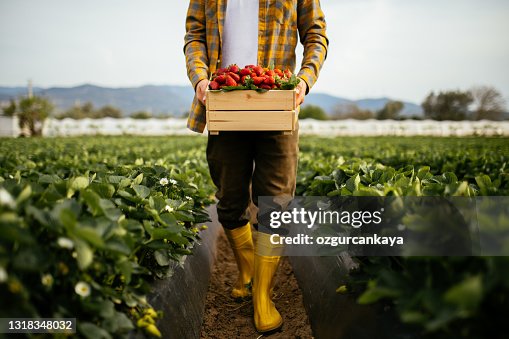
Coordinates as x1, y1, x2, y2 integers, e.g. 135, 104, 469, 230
184, 0, 210, 90
296, 0, 329, 93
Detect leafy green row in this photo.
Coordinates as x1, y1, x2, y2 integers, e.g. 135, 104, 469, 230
297, 137, 509, 337
298, 137, 508, 196
0, 136, 214, 338
2, 135, 507, 338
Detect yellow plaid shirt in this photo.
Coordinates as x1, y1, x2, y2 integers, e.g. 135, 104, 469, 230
184, 0, 329, 133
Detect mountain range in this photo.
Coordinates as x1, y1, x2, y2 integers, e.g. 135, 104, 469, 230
0, 84, 423, 117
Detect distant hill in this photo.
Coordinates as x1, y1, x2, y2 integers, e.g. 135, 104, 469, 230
0, 84, 195, 117
0, 86, 43, 100
0, 84, 423, 117
41, 84, 196, 116
304, 94, 423, 117
303, 93, 351, 114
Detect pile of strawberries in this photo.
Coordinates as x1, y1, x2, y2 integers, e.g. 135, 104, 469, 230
208, 64, 298, 90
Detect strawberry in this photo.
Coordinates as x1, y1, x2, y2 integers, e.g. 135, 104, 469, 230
271, 84, 277, 89
216, 68, 228, 75
253, 66, 264, 76
241, 75, 248, 84
229, 72, 241, 82
228, 64, 240, 73
260, 84, 271, 90
252, 76, 265, 85
209, 81, 220, 90
266, 70, 275, 77
225, 75, 237, 87
284, 69, 292, 78
240, 68, 251, 76
274, 69, 283, 77
215, 74, 226, 84
251, 72, 257, 78
264, 76, 275, 85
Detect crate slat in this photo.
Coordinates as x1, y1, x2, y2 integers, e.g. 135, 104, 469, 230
208, 110, 294, 123
206, 90, 295, 111
208, 111, 296, 132
208, 120, 293, 131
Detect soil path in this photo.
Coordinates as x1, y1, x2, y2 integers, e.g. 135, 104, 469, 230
200, 229, 314, 339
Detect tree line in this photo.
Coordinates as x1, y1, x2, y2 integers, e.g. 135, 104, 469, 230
300, 86, 507, 121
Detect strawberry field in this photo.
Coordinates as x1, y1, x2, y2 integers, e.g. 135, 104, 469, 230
297, 136, 509, 338
0, 136, 214, 337
298, 136, 509, 196
1, 135, 508, 338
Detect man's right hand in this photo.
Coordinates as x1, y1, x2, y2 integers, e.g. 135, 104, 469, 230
196, 79, 209, 106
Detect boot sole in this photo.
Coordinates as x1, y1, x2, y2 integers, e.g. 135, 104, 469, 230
255, 319, 283, 334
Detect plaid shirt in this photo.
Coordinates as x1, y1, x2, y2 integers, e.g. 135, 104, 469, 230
184, 0, 329, 133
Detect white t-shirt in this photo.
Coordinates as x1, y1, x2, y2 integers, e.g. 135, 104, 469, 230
221, 0, 259, 68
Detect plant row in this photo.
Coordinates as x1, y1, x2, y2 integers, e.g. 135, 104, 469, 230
2, 136, 507, 338
297, 136, 509, 338
0, 136, 214, 338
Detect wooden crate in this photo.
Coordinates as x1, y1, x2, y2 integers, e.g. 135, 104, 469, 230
206, 89, 297, 135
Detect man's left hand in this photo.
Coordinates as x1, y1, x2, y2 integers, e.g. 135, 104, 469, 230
296, 78, 308, 106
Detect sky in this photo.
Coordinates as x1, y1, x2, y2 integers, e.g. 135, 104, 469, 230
1, 0, 508, 104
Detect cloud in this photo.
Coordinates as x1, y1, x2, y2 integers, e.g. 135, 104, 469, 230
0, 0, 508, 103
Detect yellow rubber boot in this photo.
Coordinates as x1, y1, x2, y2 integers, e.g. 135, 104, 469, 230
253, 232, 284, 333
224, 223, 254, 299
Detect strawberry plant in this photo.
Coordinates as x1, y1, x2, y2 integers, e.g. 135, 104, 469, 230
297, 136, 509, 338
0, 136, 214, 338
1, 135, 507, 338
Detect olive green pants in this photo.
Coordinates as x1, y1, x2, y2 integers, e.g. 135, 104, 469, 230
206, 129, 299, 230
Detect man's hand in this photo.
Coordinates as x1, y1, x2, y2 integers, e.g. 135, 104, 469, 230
196, 79, 209, 106
296, 78, 308, 106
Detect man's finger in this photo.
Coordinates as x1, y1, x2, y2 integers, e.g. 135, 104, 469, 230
203, 80, 210, 103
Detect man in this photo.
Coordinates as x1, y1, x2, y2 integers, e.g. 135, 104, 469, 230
184, 0, 327, 333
